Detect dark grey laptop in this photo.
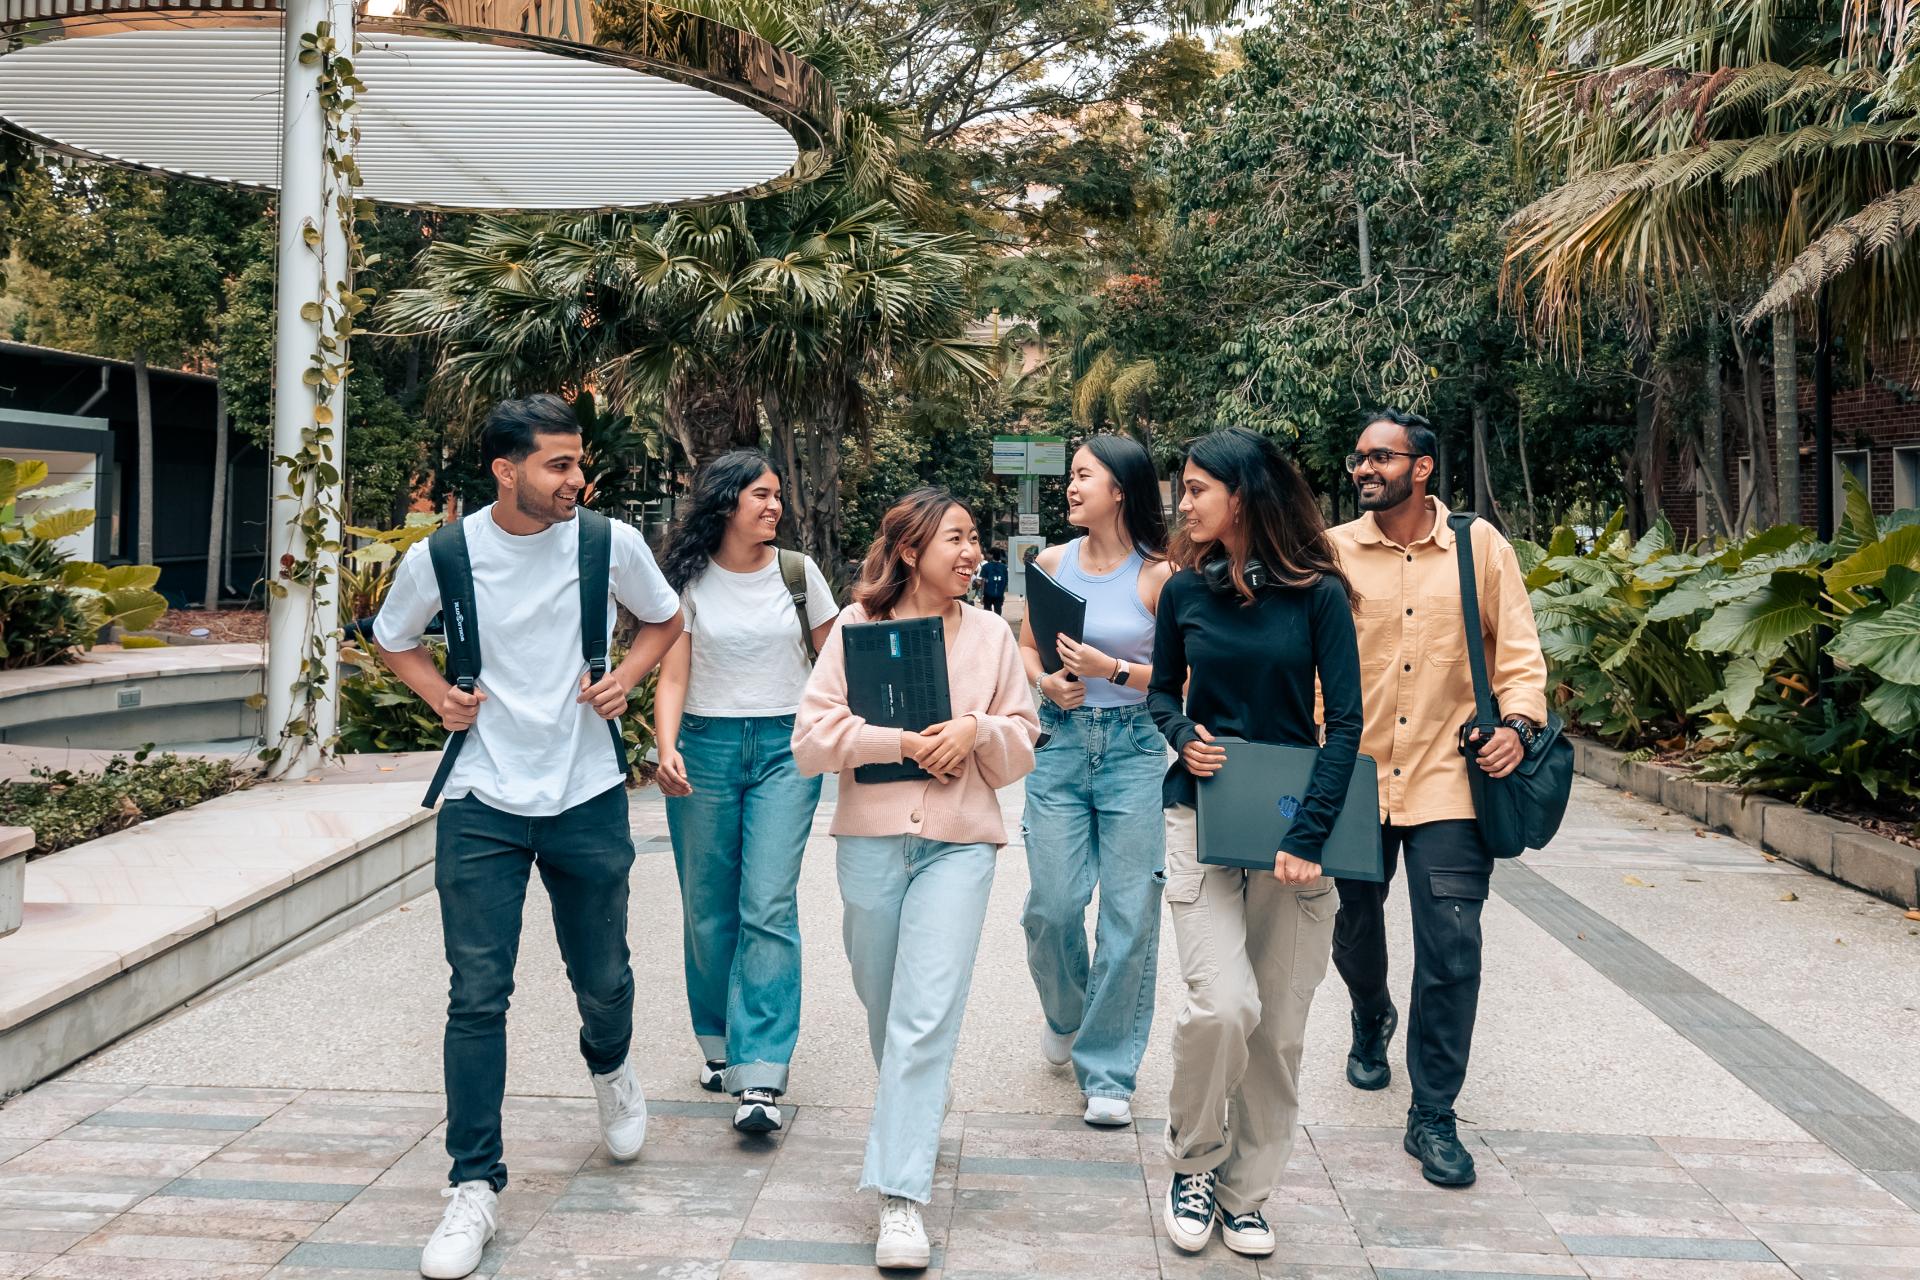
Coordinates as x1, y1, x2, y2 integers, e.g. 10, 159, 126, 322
1194, 738, 1384, 881
1025, 563, 1087, 677
843, 616, 952, 784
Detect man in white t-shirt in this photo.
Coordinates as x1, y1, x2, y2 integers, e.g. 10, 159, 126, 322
372, 394, 681, 1280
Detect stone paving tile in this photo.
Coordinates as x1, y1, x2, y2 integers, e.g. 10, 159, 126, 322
1574, 1263, 1798, 1280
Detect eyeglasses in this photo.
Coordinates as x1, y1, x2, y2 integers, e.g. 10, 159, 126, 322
1344, 449, 1423, 473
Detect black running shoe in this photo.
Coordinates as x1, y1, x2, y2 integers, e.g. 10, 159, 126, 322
1405, 1104, 1476, 1186
1346, 1001, 1397, 1091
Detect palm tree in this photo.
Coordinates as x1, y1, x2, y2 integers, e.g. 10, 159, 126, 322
1503, 0, 1920, 534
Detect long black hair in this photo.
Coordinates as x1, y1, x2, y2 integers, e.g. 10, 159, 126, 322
660, 449, 778, 592
1081, 433, 1168, 560
1172, 428, 1352, 605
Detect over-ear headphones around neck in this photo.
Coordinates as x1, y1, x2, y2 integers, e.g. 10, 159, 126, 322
1200, 555, 1270, 596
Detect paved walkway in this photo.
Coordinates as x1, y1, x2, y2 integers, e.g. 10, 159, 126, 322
3, 778, 1919, 1279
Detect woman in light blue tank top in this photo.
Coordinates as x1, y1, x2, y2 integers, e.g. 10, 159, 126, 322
1017, 434, 1174, 1125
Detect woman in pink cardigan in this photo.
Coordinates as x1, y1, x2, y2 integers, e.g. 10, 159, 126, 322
792, 487, 1039, 1270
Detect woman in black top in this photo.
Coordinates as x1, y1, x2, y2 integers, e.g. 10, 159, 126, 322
1146, 427, 1364, 1260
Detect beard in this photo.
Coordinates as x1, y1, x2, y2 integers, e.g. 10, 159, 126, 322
1356, 469, 1415, 512
513, 482, 578, 526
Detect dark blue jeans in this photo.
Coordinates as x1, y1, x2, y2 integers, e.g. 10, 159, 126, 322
436, 782, 635, 1190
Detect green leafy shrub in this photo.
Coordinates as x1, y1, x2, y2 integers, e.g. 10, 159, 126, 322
0, 459, 169, 669
1524, 475, 1920, 811
339, 512, 441, 626
0, 747, 247, 856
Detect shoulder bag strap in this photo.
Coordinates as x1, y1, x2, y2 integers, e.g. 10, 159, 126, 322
778, 548, 818, 663
575, 508, 631, 779
423, 519, 479, 809
1449, 513, 1500, 725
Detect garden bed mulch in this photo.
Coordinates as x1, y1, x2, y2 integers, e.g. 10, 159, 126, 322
153, 609, 267, 644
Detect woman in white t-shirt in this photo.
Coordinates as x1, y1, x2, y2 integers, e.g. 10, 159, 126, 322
655, 450, 838, 1136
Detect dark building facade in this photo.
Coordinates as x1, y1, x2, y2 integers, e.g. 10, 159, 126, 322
0, 341, 269, 605
1660, 340, 1920, 540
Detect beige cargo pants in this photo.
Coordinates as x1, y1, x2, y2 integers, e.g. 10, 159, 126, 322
1161, 804, 1338, 1214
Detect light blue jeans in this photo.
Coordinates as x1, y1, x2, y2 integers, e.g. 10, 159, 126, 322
664, 713, 821, 1095
1020, 701, 1168, 1100
836, 834, 997, 1203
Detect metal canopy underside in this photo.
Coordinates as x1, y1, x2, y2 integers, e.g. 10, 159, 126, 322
0, 2, 840, 212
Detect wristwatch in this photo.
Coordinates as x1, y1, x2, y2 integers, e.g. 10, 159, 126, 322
1112, 659, 1132, 687
1502, 716, 1541, 751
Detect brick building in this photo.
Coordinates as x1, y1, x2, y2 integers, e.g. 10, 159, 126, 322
1660, 340, 1920, 539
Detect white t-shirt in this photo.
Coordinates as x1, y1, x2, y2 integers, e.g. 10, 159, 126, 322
682, 552, 837, 716
372, 505, 680, 817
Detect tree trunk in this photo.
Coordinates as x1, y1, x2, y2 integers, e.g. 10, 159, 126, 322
133, 345, 155, 567
1434, 427, 1452, 508
204, 378, 229, 609
1514, 405, 1538, 541
665, 381, 758, 468
1814, 289, 1834, 540
1626, 353, 1661, 537
1774, 312, 1799, 527
765, 385, 846, 589
1356, 203, 1372, 282
1471, 387, 1494, 520
1698, 345, 1735, 540
1733, 329, 1775, 530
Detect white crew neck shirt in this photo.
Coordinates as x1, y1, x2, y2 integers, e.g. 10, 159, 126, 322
372, 504, 680, 817
682, 551, 838, 716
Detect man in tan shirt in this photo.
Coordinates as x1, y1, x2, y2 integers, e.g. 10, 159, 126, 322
1327, 409, 1548, 1190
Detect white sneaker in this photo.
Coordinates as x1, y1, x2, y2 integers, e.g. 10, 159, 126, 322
1083, 1096, 1132, 1127
590, 1059, 648, 1161
420, 1181, 496, 1279
875, 1194, 930, 1270
1041, 1026, 1074, 1067
699, 1058, 726, 1092
1220, 1206, 1276, 1257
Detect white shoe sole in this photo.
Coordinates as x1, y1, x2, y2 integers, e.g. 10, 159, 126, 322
874, 1240, 931, 1270
733, 1101, 782, 1134
420, 1237, 490, 1279
1221, 1225, 1275, 1256
1083, 1100, 1132, 1127
1162, 1198, 1214, 1253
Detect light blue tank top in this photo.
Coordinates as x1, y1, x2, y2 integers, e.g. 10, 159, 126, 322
1058, 538, 1156, 708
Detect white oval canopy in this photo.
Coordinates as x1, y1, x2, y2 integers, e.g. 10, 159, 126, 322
0, 28, 802, 209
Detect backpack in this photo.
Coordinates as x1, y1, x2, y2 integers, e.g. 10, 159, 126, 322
420, 507, 627, 808
777, 547, 818, 664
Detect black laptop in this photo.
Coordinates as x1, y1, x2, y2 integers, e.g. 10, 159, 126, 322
1025, 562, 1087, 678
842, 616, 953, 784
1194, 738, 1385, 881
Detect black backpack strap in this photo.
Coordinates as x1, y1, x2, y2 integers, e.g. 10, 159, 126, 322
576, 508, 630, 779
777, 548, 818, 663
423, 519, 480, 809
1449, 513, 1500, 727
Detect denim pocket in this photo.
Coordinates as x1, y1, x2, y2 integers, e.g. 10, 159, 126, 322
681, 713, 712, 733
1125, 720, 1167, 756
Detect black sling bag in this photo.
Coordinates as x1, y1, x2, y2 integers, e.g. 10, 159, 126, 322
420, 507, 628, 808
1448, 513, 1573, 858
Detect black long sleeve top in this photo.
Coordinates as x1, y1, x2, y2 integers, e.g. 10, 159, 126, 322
1146, 568, 1365, 862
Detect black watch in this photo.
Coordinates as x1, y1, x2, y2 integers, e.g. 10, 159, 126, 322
1502, 716, 1540, 750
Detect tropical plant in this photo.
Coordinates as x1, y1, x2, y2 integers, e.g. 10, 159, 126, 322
0, 459, 168, 670
1526, 473, 1920, 807
339, 512, 442, 627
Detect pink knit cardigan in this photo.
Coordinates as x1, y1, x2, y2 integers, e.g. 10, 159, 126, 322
792, 602, 1040, 846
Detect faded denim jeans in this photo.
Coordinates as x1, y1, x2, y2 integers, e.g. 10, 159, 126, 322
664, 713, 821, 1094
1020, 701, 1167, 1099
836, 834, 996, 1203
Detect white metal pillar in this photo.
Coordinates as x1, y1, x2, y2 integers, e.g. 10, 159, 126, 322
264, 0, 353, 776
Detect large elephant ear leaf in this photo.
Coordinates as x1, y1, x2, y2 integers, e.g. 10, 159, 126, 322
1830, 470, 1878, 561
1862, 681, 1920, 735
1828, 596, 1920, 686
1824, 526, 1920, 596
1691, 574, 1822, 664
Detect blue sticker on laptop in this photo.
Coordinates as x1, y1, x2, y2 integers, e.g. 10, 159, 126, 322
889, 634, 901, 658
1276, 795, 1301, 820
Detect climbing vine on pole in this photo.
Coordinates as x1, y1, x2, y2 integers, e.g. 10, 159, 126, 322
259, 16, 374, 772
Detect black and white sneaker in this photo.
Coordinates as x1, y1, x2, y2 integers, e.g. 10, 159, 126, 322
699, 1059, 726, 1092
1220, 1207, 1275, 1256
1163, 1169, 1217, 1253
733, 1088, 782, 1134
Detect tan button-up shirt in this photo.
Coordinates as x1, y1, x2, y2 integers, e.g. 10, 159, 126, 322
1328, 499, 1548, 826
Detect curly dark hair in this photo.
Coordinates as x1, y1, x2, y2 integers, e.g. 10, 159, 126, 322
659, 449, 779, 592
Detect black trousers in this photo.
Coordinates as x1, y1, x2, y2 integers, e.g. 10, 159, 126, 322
1331, 819, 1493, 1112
